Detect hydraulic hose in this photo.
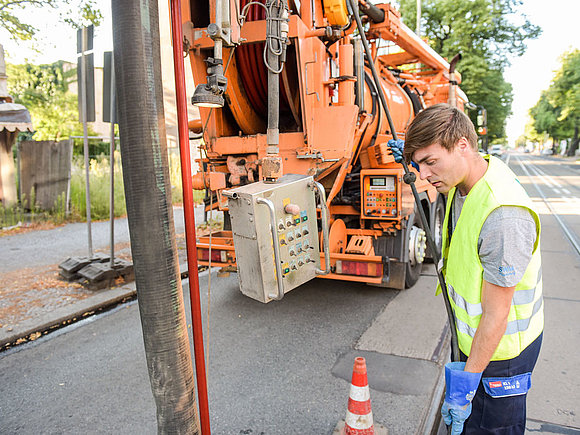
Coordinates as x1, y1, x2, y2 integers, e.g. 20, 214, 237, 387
349, 0, 460, 362
169, 0, 211, 433
111, 1, 200, 433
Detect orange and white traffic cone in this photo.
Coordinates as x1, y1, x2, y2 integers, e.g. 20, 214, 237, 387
343, 357, 374, 435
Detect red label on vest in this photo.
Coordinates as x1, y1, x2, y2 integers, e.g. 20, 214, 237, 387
489, 381, 502, 388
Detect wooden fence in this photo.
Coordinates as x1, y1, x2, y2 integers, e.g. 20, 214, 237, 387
19, 140, 73, 210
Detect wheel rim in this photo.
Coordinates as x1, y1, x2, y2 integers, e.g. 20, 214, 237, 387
409, 225, 427, 266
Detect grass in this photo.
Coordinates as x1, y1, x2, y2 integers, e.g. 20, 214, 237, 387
0, 191, 69, 230
69, 151, 127, 220
1, 150, 206, 229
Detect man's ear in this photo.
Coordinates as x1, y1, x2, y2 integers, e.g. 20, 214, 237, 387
456, 137, 471, 154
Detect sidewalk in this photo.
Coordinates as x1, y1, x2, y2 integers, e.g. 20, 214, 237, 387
0, 206, 209, 349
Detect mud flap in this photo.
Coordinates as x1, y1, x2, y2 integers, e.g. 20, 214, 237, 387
367, 261, 406, 290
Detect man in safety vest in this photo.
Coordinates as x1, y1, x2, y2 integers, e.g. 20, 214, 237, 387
389, 103, 543, 434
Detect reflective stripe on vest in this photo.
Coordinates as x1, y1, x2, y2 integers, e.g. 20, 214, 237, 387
447, 268, 542, 318
455, 294, 544, 338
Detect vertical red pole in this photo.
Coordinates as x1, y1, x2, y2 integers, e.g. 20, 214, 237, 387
169, 1, 211, 433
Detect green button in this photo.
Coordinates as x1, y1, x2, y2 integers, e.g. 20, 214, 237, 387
284, 268, 290, 274
302, 216, 308, 222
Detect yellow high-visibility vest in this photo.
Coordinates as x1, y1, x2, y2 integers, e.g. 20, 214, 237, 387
438, 156, 544, 360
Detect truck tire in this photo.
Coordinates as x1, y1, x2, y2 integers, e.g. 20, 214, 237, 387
426, 195, 445, 262
405, 211, 426, 288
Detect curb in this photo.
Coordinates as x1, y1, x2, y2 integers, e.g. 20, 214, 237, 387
0, 263, 212, 350
0, 283, 137, 349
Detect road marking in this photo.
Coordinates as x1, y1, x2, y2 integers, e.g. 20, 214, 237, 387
516, 156, 580, 257
525, 163, 558, 189
527, 160, 563, 187
562, 188, 571, 195
505, 153, 511, 166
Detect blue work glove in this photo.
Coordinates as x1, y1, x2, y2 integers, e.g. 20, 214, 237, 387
441, 362, 482, 435
387, 139, 405, 163
387, 139, 419, 170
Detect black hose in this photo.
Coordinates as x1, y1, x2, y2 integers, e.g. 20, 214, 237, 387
111, 1, 200, 432
349, 0, 460, 362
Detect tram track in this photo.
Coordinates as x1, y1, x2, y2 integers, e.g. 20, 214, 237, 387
515, 154, 580, 257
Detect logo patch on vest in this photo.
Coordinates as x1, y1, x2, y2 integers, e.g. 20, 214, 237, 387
498, 265, 515, 277
488, 381, 502, 388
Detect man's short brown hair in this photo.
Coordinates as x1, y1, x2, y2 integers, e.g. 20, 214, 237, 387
403, 103, 478, 163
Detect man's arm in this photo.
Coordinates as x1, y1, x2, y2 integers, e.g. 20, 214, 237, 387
464, 280, 515, 373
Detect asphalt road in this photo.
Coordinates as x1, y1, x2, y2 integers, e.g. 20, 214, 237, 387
0, 269, 404, 434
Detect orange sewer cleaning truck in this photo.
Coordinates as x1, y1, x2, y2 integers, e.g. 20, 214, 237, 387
181, 0, 469, 302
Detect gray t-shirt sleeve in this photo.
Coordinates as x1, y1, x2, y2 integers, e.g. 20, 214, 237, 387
477, 206, 537, 287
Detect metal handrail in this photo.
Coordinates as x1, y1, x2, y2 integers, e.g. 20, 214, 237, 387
257, 197, 286, 300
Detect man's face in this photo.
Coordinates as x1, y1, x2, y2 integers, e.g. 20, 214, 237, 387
412, 142, 467, 194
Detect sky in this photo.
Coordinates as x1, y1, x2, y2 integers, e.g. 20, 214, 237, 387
2, 0, 579, 146
503, 0, 579, 145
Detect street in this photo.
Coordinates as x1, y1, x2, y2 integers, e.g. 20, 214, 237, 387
508, 153, 580, 431
0, 153, 579, 434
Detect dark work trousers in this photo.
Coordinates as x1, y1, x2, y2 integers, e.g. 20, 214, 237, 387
458, 332, 543, 435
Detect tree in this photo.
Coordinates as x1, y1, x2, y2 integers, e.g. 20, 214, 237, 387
0, 0, 102, 42
397, 0, 540, 141
7, 61, 89, 141
530, 50, 580, 156
551, 50, 580, 156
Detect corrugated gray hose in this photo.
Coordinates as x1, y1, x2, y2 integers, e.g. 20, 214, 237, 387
111, 1, 200, 433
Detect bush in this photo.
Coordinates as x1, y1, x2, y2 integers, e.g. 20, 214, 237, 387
70, 151, 127, 220
69, 150, 204, 221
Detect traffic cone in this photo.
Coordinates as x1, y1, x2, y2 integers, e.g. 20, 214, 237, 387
343, 357, 374, 434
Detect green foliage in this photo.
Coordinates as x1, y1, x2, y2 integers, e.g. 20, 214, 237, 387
0, 0, 102, 42
530, 93, 561, 138
70, 151, 127, 220
7, 60, 92, 141
530, 49, 580, 155
397, 0, 540, 140
552, 50, 580, 125
514, 135, 526, 148
168, 151, 184, 205
0, 191, 68, 228
68, 151, 203, 221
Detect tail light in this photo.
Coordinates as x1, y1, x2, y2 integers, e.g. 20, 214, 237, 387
198, 249, 228, 263
335, 260, 382, 277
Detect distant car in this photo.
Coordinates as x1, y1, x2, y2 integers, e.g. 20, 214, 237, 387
489, 145, 503, 157
541, 148, 553, 155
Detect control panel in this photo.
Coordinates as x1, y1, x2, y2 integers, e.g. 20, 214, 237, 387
225, 174, 322, 303
361, 169, 400, 219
